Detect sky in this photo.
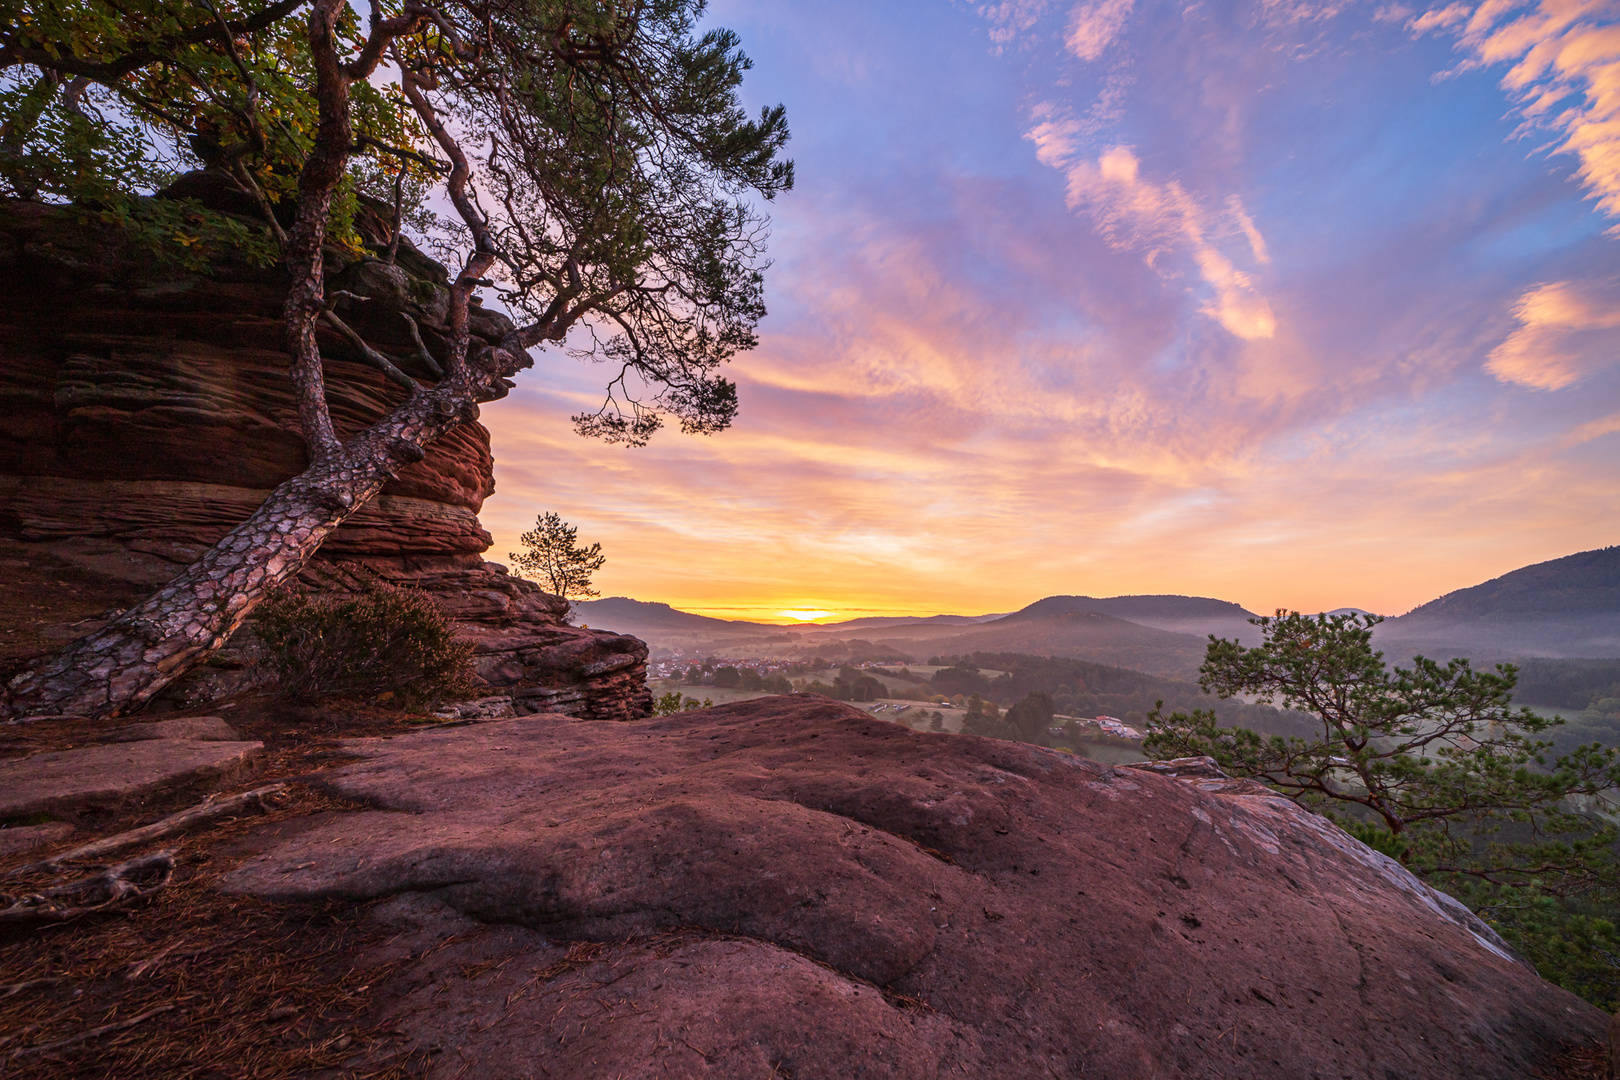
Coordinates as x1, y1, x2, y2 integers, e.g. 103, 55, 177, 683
474, 0, 1620, 624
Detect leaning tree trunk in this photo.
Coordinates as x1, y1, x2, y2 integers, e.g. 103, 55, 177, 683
0, 0, 562, 719
0, 391, 479, 719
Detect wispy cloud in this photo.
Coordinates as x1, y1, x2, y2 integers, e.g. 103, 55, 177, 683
1410, 0, 1620, 222
474, 0, 1620, 623
1487, 277, 1620, 388
1066, 0, 1138, 58
1026, 114, 1277, 339
976, 0, 1063, 46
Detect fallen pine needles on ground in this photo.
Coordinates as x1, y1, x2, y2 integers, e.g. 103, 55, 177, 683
0, 784, 429, 1079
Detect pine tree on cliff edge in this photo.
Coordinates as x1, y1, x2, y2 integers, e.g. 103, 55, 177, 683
0, 0, 792, 718
510, 512, 606, 615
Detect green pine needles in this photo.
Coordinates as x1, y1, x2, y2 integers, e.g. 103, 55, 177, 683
509, 511, 606, 607
1145, 610, 1620, 1009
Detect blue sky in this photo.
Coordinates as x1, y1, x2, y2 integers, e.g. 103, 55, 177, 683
477, 0, 1620, 621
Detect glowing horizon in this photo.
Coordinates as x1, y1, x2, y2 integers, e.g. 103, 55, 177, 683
477, 0, 1620, 624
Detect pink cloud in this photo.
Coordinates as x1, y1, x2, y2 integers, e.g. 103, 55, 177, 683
1028, 133, 1278, 340
1487, 277, 1620, 388
1067, 0, 1138, 59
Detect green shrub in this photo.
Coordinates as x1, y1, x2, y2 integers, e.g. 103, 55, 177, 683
254, 582, 476, 709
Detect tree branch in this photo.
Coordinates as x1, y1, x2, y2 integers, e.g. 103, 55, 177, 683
320, 307, 420, 393
399, 312, 445, 377
0, 0, 305, 84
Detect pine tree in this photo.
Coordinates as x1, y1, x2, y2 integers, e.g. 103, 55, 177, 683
1145, 610, 1620, 1008
509, 512, 606, 605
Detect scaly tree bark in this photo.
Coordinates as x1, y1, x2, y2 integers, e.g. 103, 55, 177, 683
1, 0, 791, 717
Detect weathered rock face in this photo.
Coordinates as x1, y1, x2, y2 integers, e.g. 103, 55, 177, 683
0, 195, 648, 720
225, 696, 1608, 1079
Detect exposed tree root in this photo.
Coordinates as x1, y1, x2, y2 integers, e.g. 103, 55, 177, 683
0, 851, 174, 929
7, 784, 288, 878
0, 978, 66, 999
7, 1003, 177, 1062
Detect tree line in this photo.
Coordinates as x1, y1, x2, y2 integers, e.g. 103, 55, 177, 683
926, 652, 1317, 737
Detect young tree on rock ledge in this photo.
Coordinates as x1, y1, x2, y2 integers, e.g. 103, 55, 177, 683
0, 0, 791, 718
1145, 611, 1620, 1007
510, 512, 606, 610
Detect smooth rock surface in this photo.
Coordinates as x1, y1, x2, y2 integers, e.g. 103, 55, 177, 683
0, 738, 262, 817
225, 696, 1607, 1079
107, 716, 240, 742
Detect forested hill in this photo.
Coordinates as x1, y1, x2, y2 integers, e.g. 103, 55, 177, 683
1397, 546, 1620, 621
575, 597, 756, 631
1001, 595, 1257, 622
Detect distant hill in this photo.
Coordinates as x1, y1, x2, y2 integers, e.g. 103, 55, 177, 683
582, 593, 1260, 668
892, 611, 1209, 680
1375, 546, 1620, 663
824, 613, 1007, 629
992, 594, 1263, 648
1003, 594, 1256, 622
1397, 547, 1620, 622
573, 597, 758, 632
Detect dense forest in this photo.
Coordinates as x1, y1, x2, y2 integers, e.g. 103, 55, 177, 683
1513, 658, 1620, 708
925, 652, 1319, 738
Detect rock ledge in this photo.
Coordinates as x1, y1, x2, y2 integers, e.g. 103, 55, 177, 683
224, 695, 1607, 1079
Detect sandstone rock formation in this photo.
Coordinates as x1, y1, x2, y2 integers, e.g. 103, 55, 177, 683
0, 723, 262, 819
225, 695, 1609, 1078
0, 191, 648, 720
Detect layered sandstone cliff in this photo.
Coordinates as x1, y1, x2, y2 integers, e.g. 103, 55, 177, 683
0, 190, 648, 720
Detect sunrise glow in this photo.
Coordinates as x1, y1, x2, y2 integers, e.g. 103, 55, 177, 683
479, 0, 1620, 620
778, 610, 837, 623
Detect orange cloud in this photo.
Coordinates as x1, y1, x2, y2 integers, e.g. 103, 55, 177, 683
1487, 277, 1620, 388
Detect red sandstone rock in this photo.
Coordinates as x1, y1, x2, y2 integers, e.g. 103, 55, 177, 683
0, 197, 649, 722
224, 696, 1607, 1078
0, 736, 263, 818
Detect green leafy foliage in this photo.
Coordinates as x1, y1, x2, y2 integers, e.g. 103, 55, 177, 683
253, 581, 475, 709
825, 666, 885, 702
1143, 610, 1620, 1008
431, 0, 793, 443
1004, 691, 1056, 743
5, 0, 792, 442
0, 0, 430, 254
960, 694, 1001, 736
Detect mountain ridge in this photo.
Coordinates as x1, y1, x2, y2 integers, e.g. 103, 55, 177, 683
578, 545, 1620, 665
998, 594, 1258, 623
1396, 546, 1620, 622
